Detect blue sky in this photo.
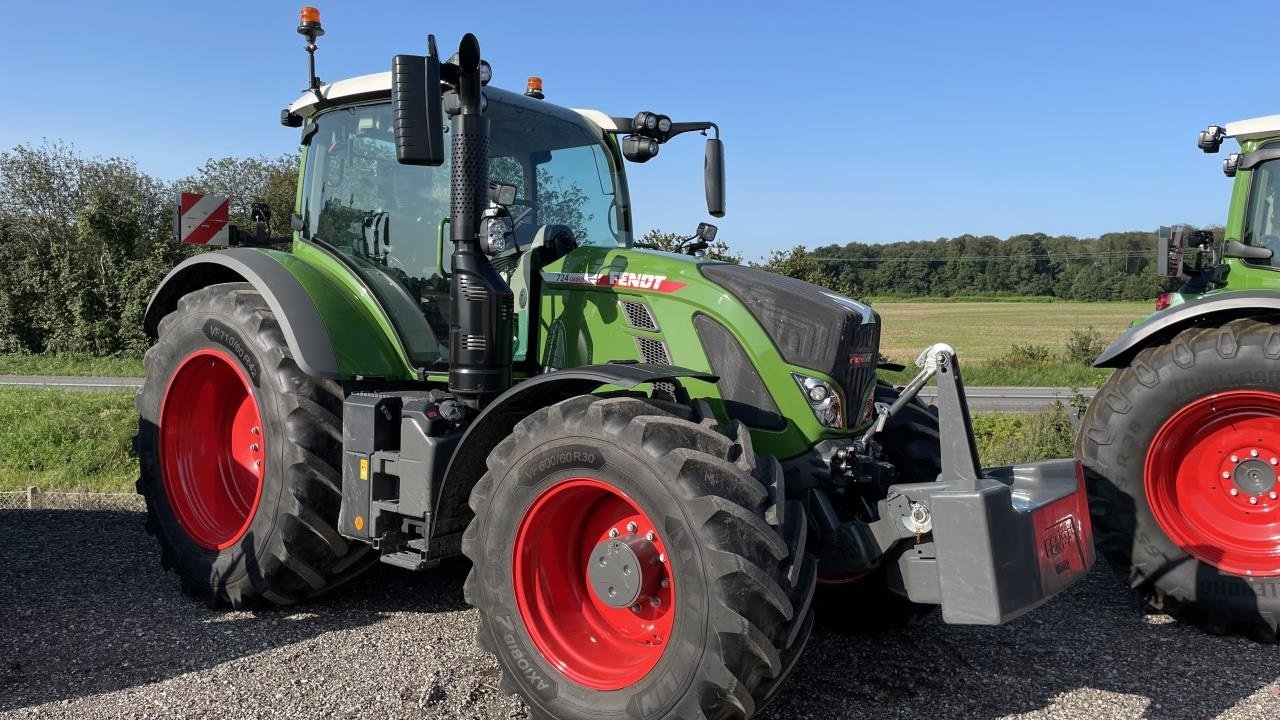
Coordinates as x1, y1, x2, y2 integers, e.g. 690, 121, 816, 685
2, 1, 1275, 261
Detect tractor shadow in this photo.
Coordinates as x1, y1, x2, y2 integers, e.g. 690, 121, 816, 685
762, 557, 1279, 720
0, 509, 469, 712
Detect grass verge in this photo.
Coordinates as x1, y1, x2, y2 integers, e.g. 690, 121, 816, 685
878, 362, 1111, 388
0, 388, 137, 493
0, 354, 144, 377
1, 388, 1078, 495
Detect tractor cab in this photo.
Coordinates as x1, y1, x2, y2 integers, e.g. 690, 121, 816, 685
287, 76, 633, 368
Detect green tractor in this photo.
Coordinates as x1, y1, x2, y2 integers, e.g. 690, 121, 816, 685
139, 11, 1093, 718
1079, 115, 1280, 642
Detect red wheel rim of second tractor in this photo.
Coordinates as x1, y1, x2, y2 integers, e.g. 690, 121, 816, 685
512, 478, 677, 691
1145, 390, 1280, 577
159, 348, 267, 551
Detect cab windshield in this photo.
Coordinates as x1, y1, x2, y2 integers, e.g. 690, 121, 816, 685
299, 93, 629, 366
1243, 154, 1280, 267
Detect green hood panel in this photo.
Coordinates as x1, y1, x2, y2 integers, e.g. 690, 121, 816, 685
537, 246, 869, 459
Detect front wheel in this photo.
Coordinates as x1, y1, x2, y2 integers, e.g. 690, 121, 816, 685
462, 395, 816, 720
1078, 318, 1280, 642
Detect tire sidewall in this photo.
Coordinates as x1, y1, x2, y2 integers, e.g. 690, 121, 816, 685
1090, 327, 1280, 611
138, 302, 290, 594
472, 434, 712, 720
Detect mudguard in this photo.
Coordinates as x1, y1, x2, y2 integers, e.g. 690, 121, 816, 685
430, 363, 718, 541
144, 248, 416, 380
1094, 290, 1280, 368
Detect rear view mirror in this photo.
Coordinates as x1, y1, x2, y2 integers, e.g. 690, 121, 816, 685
489, 182, 517, 207
1225, 239, 1274, 262
392, 51, 444, 166
705, 137, 725, 218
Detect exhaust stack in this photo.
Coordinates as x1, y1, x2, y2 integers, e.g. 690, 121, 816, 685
446, 34, 513, 409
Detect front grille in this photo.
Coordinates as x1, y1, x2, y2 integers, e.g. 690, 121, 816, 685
840, 321, 881, 426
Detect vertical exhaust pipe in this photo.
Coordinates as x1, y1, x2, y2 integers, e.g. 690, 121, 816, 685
447, 34, 512, 409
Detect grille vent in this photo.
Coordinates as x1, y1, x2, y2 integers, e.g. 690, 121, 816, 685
462, 334, 487, 351
457, 275, 488, 302
636, 336, 671, 365
621, 301, 659, 331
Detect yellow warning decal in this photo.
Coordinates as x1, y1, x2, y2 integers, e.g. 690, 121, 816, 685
359, 457, 369, 481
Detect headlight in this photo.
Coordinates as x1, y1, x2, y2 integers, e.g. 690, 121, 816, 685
793, 374, 843, 429
484, 215, 513, 254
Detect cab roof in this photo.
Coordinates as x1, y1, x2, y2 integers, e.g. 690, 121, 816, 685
287, 71, 624, 132
1225, 114, 1280, 142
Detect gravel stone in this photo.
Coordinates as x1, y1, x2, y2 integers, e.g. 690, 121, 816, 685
1, 510, 1277, 719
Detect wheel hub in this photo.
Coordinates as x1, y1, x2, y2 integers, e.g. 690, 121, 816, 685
512, 477, 676, 690
159, 348, 266, 551
588, 535, 662, 609
1145, 390, 1280, 577
1231, 457, 1278, 498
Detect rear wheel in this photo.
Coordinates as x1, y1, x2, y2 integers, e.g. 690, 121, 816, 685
135, 283, 373, 607
1079, 318, 1280, 641
815, 381, 940, 634
462, 395, 816, 720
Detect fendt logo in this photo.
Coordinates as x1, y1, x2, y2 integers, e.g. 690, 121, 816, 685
542, 270, 687, 293
1042, 517, 1080, 575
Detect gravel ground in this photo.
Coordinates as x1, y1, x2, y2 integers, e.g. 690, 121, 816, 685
1, 510, 1277, 720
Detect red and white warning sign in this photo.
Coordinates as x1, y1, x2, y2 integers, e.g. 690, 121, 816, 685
177, 192, 230, 246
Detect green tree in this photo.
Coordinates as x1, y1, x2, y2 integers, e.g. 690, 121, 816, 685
180, 154, 299, 237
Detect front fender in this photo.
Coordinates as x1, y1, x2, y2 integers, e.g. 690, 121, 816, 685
430, 363, 717, 541
1095, 291, 1280, 368
144, 248, 416, 380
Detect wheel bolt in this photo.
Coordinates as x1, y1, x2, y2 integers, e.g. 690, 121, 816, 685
660, 578, 670, 589
608, 528, 619, 538
1250, 496, 1260, 505
626, 521, 637, 533
630, 604, 641, 613
649, 596, 661, 608
1230, 488, 1240, 496
658, 553, 667, 563
250, 443, 260, 452
1270, 491, 1279, 500
1271, 458, 1278, 466
1231, 455, 1239, 463
251, 426, 260, 435
1223, 472, 1232, 479
1252, 449, 1260, 458
253, 460, 262, 470
646, 531, 656, 542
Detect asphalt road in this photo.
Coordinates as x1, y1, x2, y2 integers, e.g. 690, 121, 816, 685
0, 376, 1095, 412
2, 510, 1277, 720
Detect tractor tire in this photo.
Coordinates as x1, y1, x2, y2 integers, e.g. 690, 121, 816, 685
1079, 318, 1280, 642
462, 395, 817, 720
135, 282, 373, 608
815, 381, 940, 635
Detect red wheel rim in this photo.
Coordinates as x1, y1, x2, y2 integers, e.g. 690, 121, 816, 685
159, 349, 266, 551
1146, 390, 1280, 577
513, 478, 676, 690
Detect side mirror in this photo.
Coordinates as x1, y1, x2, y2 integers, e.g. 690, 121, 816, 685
488, 181, 517, 207
704, 137, 725, 218
391, 50, 445, 166
1224, 239, 1274, 262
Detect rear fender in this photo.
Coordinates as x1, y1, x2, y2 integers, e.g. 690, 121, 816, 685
144, 248, 416, 380
1094, 291, 1280, 368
